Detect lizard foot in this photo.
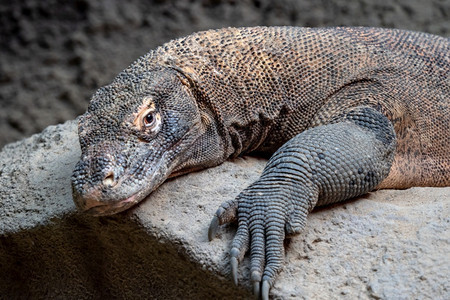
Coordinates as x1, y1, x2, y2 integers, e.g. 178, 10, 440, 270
210, 183, 302, 299
208, 107, 397, 298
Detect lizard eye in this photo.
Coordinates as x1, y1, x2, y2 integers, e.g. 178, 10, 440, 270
143, 112, 155, 127
134, 98, 162, 133
140, 109, 161, 133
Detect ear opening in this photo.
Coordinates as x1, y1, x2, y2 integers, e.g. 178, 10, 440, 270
167, 66, 198, 88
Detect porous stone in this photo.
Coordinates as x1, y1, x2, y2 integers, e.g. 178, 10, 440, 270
0, 121, 448, 299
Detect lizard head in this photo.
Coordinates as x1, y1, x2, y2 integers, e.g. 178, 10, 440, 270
72, 66, 218, 216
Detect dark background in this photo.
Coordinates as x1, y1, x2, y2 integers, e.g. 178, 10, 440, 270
0, 0, 449, 148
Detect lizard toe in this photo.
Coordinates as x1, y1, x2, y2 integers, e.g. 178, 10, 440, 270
248, 215, 266, 297
261, 217, 285, 298
230, 220, 249, 285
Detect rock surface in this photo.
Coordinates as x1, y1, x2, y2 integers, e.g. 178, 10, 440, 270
0, 121, 449, 299
1, 0, 449, 147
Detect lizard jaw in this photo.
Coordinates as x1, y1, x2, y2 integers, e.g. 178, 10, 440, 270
80, 194, 138, 216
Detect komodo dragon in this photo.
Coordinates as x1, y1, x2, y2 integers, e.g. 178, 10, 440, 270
72, 27, 449, 299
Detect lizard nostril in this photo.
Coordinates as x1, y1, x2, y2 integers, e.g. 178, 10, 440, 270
103, 172, 116, 187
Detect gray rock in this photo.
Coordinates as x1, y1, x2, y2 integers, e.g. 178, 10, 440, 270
0, 121, 449, 299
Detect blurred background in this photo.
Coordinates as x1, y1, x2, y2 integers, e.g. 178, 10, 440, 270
0, 0, 449, 148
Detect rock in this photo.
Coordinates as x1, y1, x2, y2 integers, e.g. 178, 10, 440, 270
0, 121, 449, 299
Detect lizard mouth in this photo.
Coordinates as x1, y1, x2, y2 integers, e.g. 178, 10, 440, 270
82, 194, 138, 216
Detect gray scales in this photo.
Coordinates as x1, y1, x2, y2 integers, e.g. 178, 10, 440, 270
71, 27, 450, 299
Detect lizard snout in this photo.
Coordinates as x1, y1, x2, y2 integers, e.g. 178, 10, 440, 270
72, 153, 129, 215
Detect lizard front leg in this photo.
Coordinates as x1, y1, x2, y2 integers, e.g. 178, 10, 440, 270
209, 107, 396, 299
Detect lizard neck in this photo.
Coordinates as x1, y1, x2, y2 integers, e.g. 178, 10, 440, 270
194, 86, 274, 159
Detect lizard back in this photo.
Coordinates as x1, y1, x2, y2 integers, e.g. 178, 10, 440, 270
125, 26, 449, 187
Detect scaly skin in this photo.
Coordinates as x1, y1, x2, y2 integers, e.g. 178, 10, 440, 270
72, 27, 449, 299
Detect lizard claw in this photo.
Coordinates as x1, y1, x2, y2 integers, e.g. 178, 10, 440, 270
231, 256, 239, 286
261, 280, 270, 300
252, 281, 260, 298
229, 222, 249, 286
253, 281, 261, 299
208, 198, 238, 240
208, 216, 219, 241
251, 270, 262, 297
230, 247, 240, 285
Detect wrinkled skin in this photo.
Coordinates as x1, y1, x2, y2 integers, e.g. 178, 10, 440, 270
72, 67, 221, 216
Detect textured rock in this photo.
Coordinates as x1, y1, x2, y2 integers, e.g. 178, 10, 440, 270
0, 121, 449, 299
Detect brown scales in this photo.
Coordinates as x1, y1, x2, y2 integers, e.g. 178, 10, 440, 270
146, 27, 449, 188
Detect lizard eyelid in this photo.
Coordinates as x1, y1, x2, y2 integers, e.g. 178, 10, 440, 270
133, 104, 162, 133
141, 109, 162, 133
